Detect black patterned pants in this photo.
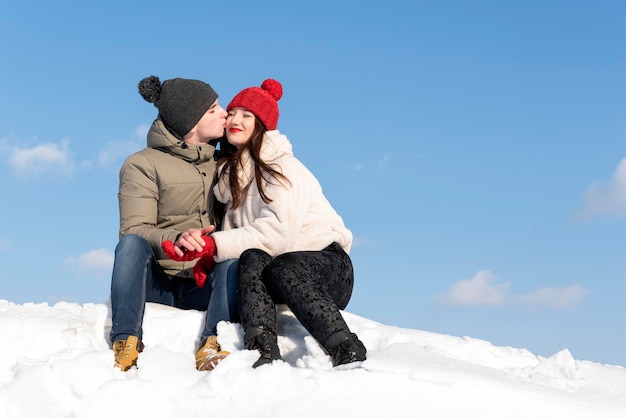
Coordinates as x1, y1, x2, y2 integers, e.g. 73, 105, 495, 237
237, 242, 354, 348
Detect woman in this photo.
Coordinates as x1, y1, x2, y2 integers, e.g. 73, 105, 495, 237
201, 78, 366, 367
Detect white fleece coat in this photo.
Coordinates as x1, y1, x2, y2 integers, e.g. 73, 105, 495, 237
211, 130, 352, 262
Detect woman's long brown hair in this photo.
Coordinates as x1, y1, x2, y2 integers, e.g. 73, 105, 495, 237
216, 117, 290, 210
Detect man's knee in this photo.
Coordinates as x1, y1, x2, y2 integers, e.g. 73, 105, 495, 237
116, 234, 150, 255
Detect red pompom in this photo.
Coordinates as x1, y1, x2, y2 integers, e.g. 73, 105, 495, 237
261, 79, 283, 101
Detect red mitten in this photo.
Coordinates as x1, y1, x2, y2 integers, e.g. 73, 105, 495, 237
192, 255, 216, 288
161, 235, 217, 288
162, 235, 216, 261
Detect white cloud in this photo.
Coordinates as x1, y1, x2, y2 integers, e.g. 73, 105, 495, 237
2, 126, 146, 176
65, 248, 114, 278
512, 284, 590, 309
135, 123, 150, 139
438, 270, 510, 306
573, 157, 626, 220
98, 139, 143, 168
6, 138, 75, 179
377, 153, 392, 172
97, 125, 146, 168
438, 270, 589, 310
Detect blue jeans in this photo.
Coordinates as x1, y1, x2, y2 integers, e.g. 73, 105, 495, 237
109, 234, 238, 343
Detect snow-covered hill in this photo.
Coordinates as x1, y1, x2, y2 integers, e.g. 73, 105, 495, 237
0, 300, 625, 417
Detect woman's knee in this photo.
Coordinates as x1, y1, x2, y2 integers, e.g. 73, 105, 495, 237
238, 249, 273, 292
240, 248, 272, 268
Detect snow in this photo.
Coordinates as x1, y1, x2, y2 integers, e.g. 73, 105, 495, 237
1, 300, 625, 418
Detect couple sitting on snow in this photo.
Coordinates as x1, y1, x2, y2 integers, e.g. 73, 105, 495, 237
108, 75, 366, 371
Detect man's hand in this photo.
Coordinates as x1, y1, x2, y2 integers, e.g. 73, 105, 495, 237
173, 225, 215, 257
161, 233, 218, 288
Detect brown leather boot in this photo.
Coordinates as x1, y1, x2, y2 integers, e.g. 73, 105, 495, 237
113, 336, 144, 371
196, 335, 230, 371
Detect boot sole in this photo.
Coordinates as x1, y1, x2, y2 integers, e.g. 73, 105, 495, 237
334, 360, 365, 370
197, 353, 229, 371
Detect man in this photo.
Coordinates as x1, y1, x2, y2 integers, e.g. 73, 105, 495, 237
109, 75, 237, 371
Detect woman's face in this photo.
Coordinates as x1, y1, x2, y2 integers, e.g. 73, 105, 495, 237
226, 107, 256, 149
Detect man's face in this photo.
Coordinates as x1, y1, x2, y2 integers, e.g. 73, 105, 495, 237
188, 100, 227, 144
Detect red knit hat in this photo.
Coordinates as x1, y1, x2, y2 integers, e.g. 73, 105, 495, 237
227, 79, 283, 130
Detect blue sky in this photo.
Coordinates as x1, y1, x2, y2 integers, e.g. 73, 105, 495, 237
1, 0, 625, 366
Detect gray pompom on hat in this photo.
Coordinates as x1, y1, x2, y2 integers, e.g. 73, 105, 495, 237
138, 75, 218, 138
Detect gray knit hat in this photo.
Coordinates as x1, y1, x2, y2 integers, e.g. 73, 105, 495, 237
138, 75, 218, 138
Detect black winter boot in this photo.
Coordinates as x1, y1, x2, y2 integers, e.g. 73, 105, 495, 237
326, 331, 367, 366
244, 327, 283, 368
